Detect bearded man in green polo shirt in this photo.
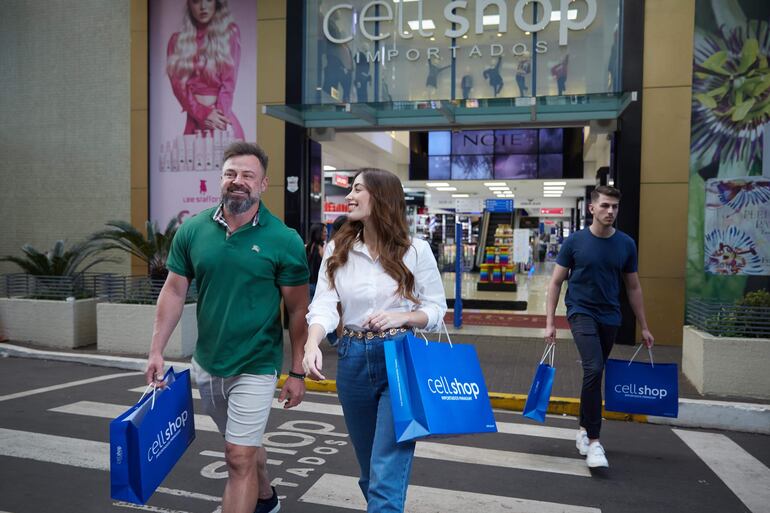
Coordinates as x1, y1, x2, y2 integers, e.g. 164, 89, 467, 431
145, 141, 309, 513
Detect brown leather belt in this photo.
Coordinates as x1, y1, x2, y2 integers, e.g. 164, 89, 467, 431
342, 327, 410, 340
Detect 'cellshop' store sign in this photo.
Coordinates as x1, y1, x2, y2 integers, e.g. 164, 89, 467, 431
323, 0, 597, 63
307, 0, 619, 102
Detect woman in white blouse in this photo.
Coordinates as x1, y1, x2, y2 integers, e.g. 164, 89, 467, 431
303, 168, 446, 513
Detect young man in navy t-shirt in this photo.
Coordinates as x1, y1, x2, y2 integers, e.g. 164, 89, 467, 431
545, 185, 654, 469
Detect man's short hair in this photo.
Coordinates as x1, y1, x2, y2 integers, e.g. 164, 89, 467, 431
591, 185, 621, 203
223, 142, 269, 174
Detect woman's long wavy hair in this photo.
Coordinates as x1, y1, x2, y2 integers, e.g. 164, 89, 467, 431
326, 168, 419, 304
167, 0, 236, 84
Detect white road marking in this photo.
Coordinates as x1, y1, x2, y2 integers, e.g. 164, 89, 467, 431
0, 372, 142, 403
299, 473, 601, 512
129, 387, 340, 401
50, 400, 585, 476
0, 428, 218, 506
129, 387, 577, 440
113, 502, 192, 513
0, 427, 107, 470
495, 423, 576, 440
49, 401, 220, 432
673, 429, 770, 513
197, 450, 282, 466
416, 441, 590, 477
48, 401, 318, 452
156, 487, 220, 502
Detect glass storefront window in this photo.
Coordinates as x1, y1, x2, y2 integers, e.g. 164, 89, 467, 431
304, 0, 622, 104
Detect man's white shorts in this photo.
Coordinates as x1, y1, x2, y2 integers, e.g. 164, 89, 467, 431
191, 358, 276, 447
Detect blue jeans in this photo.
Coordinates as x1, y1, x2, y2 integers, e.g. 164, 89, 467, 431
336, 333, 415, 513
569, 313, 618, 439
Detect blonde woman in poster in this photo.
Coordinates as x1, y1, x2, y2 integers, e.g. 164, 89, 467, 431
167, 0, 244, 139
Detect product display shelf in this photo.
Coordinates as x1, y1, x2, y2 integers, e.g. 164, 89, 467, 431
477, 224, 517, 292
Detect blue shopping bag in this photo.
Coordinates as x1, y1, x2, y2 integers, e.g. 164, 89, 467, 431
604, 345, 679, 418
523, 343, 556, 423
110, 367, 195, 504
384, 331, 497, 442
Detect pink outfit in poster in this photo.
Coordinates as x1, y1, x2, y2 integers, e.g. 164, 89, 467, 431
167, 23, 244, 139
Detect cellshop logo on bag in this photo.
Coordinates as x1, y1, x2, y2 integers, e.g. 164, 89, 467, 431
147, 410, 190, 462
427, 376, 480, 401
614, 383, 668, 400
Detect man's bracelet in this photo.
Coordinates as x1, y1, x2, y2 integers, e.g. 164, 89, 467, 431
288, 371, 306, 380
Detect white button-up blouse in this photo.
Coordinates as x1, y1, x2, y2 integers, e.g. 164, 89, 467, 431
306, 237, 447, 333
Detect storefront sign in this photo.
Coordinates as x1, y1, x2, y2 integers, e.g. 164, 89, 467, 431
485, 199, 514, 212
308, 0, 619, 103
333, 174, 349, 187
455, 198, 484, 212
540, 207, 564, 215
324, 0, 597, 47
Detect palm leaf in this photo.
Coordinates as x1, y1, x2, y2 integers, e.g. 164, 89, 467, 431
89, 213, 183, 278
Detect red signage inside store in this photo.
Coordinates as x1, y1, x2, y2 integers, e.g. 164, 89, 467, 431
540, 208, 564, 215
334, 174, 349, 187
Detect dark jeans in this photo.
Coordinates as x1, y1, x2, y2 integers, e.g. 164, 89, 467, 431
569, 314, 618, 439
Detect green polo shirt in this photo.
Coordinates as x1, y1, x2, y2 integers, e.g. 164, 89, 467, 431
166, 204, 309, 377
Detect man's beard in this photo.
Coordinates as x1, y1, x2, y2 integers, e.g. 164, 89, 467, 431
223, 188, 258, 215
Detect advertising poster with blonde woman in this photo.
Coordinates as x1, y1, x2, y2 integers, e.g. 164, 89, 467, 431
149, 0, 257, 226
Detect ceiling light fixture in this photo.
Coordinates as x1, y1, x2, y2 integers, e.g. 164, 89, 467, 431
484, 182, 507, 186
452, 193, 470, 198
544, 181, 567, 186
426, 182, 450, 187
436, 187, 457, 191
408, 19, 436, 30
550, 9, 578, 22
323, 165, 336, 171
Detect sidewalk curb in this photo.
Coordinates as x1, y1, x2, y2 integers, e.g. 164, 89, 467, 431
2, 343, 768, 434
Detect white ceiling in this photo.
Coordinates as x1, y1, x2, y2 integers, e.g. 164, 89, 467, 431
320, 128, 609, 204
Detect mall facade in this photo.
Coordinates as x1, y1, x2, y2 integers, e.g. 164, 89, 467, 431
1, 0, 768, 346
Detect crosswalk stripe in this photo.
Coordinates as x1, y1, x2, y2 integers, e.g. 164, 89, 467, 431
49, 401, 220, 432
50, 400, 586, 477
129, 387, 339, 400
299, 473, 601, 512
113, 501, 192, 513
673, 429, 770, 513
46, 402, 303, 454
0, 427, 107, 470
0, 428, 220, 505
0, 372, 142, 403
416, 442, 590, 477
127, 387, 577, 441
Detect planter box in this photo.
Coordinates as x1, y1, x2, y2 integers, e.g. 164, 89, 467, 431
0, 297, 99, 348
97, 302, 197, 358
683, 325, 770, 400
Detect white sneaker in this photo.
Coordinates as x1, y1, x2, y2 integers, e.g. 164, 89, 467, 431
586, 442, 609, 468
576, 430, 589, 456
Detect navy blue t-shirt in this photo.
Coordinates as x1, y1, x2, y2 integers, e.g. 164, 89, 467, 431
556, 228, 638, 326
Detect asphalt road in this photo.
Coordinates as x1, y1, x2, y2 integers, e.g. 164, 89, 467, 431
0, 357, 768, 513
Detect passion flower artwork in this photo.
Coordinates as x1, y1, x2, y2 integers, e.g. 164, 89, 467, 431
704, 178, 770, 275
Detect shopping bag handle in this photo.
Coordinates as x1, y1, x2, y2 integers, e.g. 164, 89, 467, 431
138, 383, 159, 410
137, 367, 176, 410
629, 344, 654, 368
540, 341, 555, 367
415, 321, 453, 348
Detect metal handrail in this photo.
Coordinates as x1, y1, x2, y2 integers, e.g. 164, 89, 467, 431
686, 298, 770, 338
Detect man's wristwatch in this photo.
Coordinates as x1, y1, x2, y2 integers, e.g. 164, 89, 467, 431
288, 371, 306, 380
